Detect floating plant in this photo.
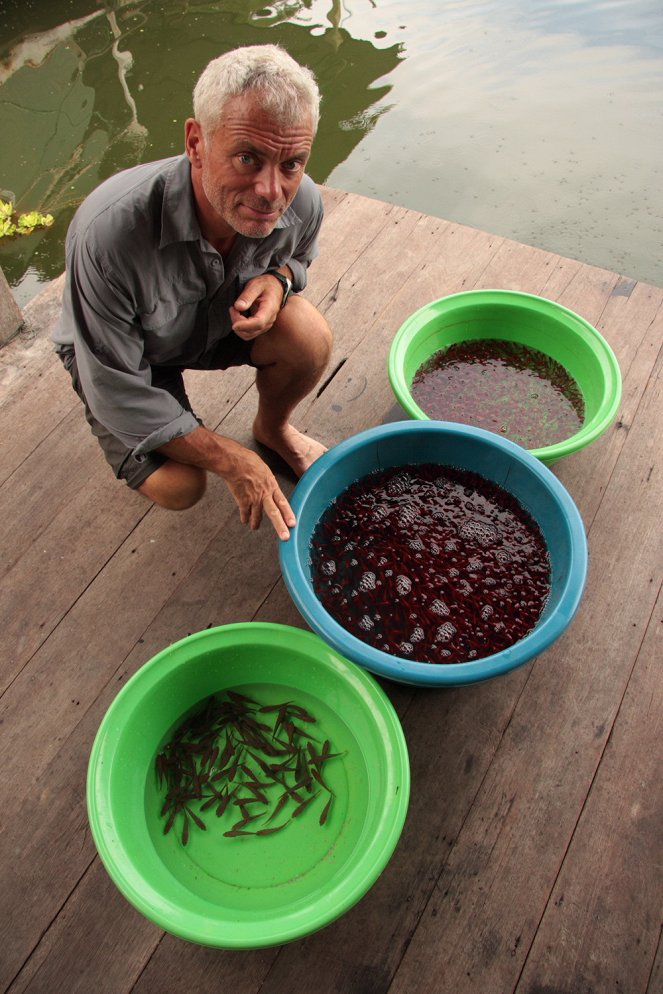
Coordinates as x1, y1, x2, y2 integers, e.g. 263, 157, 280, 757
411, 339, 584, 448
309, 464, 551, 664
155, 690, 342, 845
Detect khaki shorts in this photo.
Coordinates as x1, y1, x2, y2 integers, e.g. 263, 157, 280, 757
59, 335, 255, 489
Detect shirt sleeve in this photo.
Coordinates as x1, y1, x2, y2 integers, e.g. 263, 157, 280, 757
65, 233, 200, 457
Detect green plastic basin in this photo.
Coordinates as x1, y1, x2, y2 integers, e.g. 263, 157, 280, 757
388, 289, 622, 464
87, 623, 409, 948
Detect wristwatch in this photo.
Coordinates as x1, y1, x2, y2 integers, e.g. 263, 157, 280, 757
266, 269, 293, 309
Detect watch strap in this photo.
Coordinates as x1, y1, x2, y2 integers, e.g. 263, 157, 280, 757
266, 269, 292, 309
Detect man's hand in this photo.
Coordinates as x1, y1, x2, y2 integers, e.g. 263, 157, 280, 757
159, 427, 296, 540
221, 444, 296, 540
230, 272, 288, 340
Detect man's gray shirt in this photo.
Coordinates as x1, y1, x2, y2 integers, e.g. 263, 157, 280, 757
53, 154, 323, 457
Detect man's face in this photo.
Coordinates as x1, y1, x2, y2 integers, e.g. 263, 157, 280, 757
186, 92, 314, 241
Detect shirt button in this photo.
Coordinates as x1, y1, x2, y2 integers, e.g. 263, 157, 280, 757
211, 258, 221, 268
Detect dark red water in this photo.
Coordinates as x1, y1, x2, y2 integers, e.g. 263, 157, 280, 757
310, 464, 551, 664
411, 339, 585, 448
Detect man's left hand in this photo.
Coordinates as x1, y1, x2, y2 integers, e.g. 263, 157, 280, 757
230, 273, 285, 340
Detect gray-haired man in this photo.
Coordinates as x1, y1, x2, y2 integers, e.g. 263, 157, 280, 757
54, 45, 332, 540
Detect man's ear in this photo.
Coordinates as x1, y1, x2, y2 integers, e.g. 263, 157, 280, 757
184, 119, 204, 168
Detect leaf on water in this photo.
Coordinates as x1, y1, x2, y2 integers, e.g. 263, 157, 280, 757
181, 815, 189, 846
223, 829, 255, 837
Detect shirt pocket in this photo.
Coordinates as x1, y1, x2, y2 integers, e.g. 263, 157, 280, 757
140, 285, 207, 364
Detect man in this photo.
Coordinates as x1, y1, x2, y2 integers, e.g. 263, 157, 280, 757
53, 45, 332, 540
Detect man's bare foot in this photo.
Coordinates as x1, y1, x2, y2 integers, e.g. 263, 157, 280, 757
253, 418, 327, 477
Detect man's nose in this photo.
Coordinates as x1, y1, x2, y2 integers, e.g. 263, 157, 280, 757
253, 164, 282, 203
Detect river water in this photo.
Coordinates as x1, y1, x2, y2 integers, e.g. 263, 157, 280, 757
1, 0, 662, 307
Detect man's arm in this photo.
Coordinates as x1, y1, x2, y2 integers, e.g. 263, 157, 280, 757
158, 426, 296, 540
229, 177, 324, 340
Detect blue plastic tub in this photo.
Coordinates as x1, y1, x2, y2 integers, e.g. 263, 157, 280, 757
280, 421, 588, 687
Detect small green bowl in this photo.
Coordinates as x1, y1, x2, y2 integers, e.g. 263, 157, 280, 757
87, 623, 409, 948
388, 289, 622, 464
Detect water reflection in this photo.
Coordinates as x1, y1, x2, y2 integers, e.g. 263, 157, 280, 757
0, 0, 402, 304
0, 0, 662, 305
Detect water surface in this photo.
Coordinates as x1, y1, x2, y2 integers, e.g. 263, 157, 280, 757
1, 0, 661, 306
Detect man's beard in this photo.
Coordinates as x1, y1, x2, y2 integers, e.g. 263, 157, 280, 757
201, 171, 283, 239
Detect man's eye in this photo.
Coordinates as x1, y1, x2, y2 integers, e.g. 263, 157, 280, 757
283, 160, 304, 174
237, 153, 255, 167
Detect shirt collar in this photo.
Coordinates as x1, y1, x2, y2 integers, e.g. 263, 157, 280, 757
160, 155, 200, 247
159, 153, 303, 248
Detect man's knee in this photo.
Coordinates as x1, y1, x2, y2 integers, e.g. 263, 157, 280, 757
259, 296, 332, 372
137, 461, 207, 510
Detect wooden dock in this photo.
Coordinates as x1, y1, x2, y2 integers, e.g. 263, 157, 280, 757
1, 187, 661, 994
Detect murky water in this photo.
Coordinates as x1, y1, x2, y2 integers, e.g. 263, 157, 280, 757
310, 463, 551, 664
1, 0, 662, 307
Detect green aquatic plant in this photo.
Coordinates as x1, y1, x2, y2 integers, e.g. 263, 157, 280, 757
0, 199, 54, 239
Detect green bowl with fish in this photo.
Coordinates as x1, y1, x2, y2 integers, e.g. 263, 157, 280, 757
388, 289, 622, 464
86, 623, 409, 948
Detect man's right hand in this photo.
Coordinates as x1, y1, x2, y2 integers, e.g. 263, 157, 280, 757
158, 426, 296, 540
220, 443, 296, 540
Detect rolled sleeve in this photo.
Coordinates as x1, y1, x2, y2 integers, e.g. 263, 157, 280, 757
133, 411, 200, 456
288, 257, 310, 293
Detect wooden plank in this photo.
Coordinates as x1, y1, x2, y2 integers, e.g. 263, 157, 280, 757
248, 672, 532, 994
0, 358, 78, 486
0, 512, 274, 988
381, 305, 663, 994
1, 189, 661, 994
516, 583, 663, 994
556, 282, 663, 525
0, 363, 258, 690
648, 938, 663, 994
6, 862, 160, 994
129, 931, 277, 994
304, 191, 412, 307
